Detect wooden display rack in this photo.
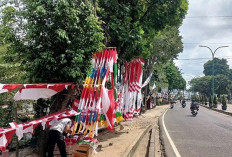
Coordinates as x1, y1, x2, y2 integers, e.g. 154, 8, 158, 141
53, 144, 93, 157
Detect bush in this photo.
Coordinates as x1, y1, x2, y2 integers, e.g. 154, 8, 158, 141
213, 95, 218, 108
209, 95, 213, 108
204, 95, 208, 105
222, 95, 227, 110
222, 96, 226, 105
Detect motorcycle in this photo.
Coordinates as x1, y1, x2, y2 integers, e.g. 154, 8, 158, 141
170, 101, 175, 109
191, 106, 199, 116
170, 103, 174, 109
182, 103, 186, 108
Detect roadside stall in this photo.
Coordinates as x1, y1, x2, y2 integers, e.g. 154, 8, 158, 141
0, 47, 148, 157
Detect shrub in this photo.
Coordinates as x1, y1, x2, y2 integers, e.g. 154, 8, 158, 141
209, 95, 213, 108
222, 95, 227, 110
213, 95, 218, 108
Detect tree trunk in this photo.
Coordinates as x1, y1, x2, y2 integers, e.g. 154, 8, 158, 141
37, 126, 49, 157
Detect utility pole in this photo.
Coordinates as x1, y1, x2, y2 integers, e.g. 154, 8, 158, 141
199, 45, 229, 97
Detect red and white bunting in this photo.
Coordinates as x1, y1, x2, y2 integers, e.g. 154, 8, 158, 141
14, 83, 72, 101
0, 109, 78, 151
0, 128, 15, 151
0, 84, 22, 94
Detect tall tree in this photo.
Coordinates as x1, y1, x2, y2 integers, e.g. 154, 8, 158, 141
1, 0, 104, 83
1, 1, 104, 155
149, 26, 183, 63
214, 74, 231, 95
151, 63, 169, 92
0, 3, 25, 83
164, 62, 186, 91
190, 76, 212, 96
203, 58, 230, 76
97, 0, 188, 97
190, 75, 231, 96
0, 45, 24, 83
229, 69, 232, 81
98, 0, 188, 62
21, 0, 104, 83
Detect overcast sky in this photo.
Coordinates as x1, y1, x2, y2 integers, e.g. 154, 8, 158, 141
175, 0, 232, 83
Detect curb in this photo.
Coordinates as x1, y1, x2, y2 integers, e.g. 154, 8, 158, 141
122, 124, 152, 157
158, 115, 167, 157
148, 128, 155, 157
200, 104, 232, 116
158, 108, 176, 157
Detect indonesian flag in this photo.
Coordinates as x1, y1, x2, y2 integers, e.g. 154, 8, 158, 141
99, 68, 115, 130
72, 99, 80, 111
124, 111, 133, 121
14, 83, 72, 101
0, 128, 16, 151
102, 87, 115, 130
0, 84, 22, 94
112, 48, 118, 63
135, 60, 142, 92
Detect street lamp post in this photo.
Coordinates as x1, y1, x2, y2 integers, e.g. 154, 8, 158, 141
199, 45, 229, 97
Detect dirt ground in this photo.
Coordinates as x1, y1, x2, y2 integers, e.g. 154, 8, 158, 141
94, 105, 169, 157
8, 105, 169, 157
9, 148, 38, 157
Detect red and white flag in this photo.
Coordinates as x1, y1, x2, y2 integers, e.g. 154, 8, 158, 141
0, 128, 16, 151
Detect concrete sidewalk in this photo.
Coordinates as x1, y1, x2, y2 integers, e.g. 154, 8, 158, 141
215, 104, 232, 113
94, 105, 169, 157
200, 103, 232, 116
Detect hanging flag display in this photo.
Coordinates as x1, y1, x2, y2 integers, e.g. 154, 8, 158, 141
0, 48, 148, 152
72, 47, 121, 138
117, 58, 145, 120
151, 83, 156, 90
141, 72, 153, 88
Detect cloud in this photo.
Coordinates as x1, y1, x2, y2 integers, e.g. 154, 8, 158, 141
176, 0, 232, 81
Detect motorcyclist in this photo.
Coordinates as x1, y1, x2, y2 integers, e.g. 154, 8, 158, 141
190, 99, 199, 111
170, 99, 176, 108
181, 99, 186, 108
181, 99, 186, 105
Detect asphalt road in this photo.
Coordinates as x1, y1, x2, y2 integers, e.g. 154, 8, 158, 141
160, 102, 232, 157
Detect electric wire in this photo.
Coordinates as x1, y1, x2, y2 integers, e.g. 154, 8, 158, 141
185, 16, 232, 18
175, 57, 232, 61
183, 43, 232, 45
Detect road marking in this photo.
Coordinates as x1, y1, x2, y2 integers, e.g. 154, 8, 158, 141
162, 109, 181, 157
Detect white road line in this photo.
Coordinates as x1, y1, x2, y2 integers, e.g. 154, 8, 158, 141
162, 109, 181, 157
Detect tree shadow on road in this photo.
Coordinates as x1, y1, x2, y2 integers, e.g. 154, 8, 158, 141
185, 115, 196, 117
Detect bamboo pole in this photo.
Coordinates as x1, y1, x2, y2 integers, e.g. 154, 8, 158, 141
13, 101, 19, 157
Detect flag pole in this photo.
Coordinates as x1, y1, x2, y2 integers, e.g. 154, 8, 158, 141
13, 101, 19, 157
